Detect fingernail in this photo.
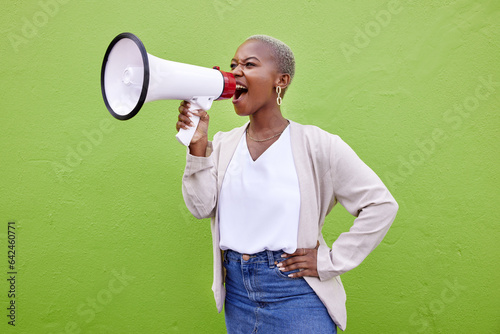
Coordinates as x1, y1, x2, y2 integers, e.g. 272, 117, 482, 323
279, 267, 286, 271
288, 274, 294, 278
277, 263, 282, 267
281, 254, 287, 258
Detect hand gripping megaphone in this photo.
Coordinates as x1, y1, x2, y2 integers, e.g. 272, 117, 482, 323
100, 32, 236, 146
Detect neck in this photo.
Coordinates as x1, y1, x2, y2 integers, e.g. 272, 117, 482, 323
248, 105, 287, 136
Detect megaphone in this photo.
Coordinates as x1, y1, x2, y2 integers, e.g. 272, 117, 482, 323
101, 32, 236, 146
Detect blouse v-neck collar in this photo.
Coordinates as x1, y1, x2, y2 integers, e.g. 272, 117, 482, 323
244, 123, 291, 162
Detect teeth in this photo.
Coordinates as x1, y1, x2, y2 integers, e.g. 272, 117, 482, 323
236, 84, 247, 90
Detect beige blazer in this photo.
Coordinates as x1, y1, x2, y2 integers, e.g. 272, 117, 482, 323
182, 121, 398, 331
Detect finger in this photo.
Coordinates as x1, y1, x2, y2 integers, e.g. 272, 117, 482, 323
277, 256, 304, 267
190, 110, 208, 118
278, 263, 306, 273
179, 103, 198, 117
288, 268, 306, 278
281, 248, 305, 258
178, 102, 189, 113
281, 247, 311, 259
288, 269, 317, 278
281, 263, 314, 277
277, 258, 311, 272
178, 113, 194, 127
180, 100, 191, 109
181, 101, 204, 114
278, 253, 311, 268
176, 120, 190, 131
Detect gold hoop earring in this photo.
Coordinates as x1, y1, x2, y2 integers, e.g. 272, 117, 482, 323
276, 86, 282, 106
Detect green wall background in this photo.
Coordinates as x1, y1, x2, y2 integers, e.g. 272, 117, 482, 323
1, 0, 498, 333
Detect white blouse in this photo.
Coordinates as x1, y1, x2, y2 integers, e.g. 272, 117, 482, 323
218, 125, 301, 254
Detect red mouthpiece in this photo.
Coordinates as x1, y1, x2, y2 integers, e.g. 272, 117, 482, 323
214, 66, 236, 100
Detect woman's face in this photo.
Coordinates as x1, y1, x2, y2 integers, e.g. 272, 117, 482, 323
230, 40, 280, 116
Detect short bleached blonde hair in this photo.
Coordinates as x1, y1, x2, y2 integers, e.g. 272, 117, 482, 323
246, 35, 295, 82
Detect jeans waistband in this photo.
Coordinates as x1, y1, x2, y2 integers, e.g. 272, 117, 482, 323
224, 249, 285, 268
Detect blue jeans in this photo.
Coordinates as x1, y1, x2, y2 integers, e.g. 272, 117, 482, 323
223, 249, 337, 334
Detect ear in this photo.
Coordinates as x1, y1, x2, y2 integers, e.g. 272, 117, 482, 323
275, 73, 291, 90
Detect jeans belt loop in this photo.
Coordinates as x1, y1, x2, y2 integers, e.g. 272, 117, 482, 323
266, 250, 275, 268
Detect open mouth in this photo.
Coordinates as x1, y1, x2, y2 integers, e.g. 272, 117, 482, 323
233, 84, 248, 103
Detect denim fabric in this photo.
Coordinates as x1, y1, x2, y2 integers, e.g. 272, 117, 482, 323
223, 249, 337, 334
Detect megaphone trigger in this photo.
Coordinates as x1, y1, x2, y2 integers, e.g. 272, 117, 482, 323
190, 96, 214, 111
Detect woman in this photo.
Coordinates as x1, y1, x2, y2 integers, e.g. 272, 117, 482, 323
177, 35, 398, 333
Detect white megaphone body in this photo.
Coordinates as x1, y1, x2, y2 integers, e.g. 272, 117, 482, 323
101, 32, 236, 146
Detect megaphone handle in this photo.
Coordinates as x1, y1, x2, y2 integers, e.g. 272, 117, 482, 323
175, 102, 203, 146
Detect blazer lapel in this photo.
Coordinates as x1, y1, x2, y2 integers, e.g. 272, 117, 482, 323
217, 122, 248, 191
289, 121, 319, 248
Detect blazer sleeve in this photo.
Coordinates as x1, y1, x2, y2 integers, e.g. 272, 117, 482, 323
181, 141, 218, 219
317, 136, 398, 281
